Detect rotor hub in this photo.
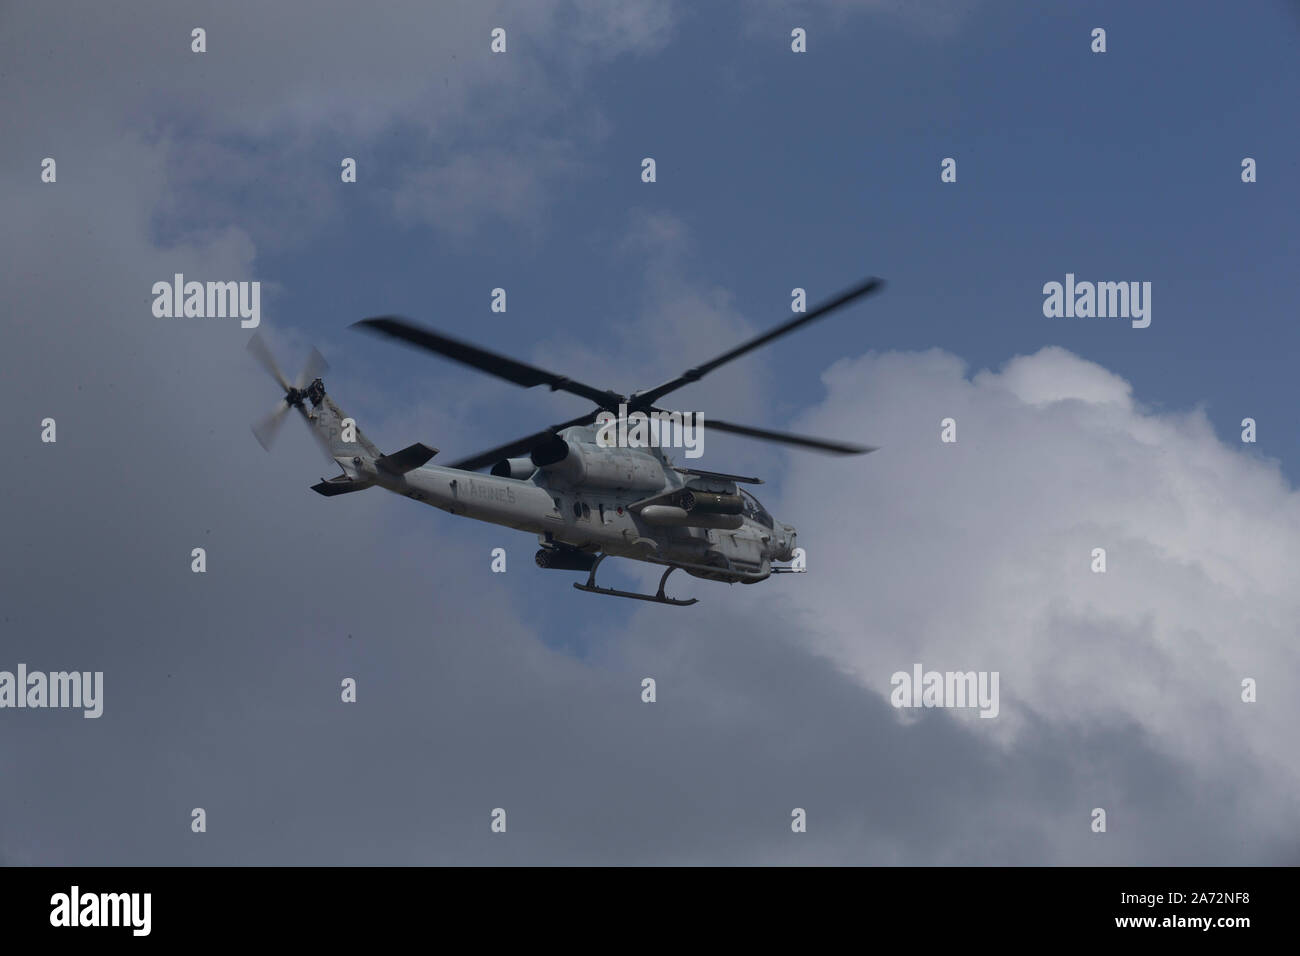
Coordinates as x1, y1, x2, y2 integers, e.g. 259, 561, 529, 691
285, 378, 326, 408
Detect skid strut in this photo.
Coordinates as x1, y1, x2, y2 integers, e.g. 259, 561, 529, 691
573, 554, 699, 607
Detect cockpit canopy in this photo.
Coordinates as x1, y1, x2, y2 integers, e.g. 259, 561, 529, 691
740, 489, 773, 528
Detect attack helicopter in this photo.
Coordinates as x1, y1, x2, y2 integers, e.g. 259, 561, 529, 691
249, 278, 884, 605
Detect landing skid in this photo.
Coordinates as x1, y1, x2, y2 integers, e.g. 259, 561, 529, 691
573, 555, 699, 607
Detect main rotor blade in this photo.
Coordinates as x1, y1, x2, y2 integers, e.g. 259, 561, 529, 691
632, 277, 885, 408
251, 401, 291, 452
448, 411, 600, 472
247, 332, 291, 391
296, 346, 329, 389
702, 418, 877, 455
353, 317, 625, 409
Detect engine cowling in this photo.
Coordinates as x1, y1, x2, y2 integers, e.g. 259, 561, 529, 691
530, 437, 665, 491
491, 457, 537, 480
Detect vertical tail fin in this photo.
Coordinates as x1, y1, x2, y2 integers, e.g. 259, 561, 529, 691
302, 385, 437, 481
299, 384, 383, 463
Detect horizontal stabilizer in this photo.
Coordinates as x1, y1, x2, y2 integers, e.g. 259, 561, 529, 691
376, 442, 438, 474
311, 478, 372, 497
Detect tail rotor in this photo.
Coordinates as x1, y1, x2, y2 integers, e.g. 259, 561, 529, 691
248, 333, 330, 452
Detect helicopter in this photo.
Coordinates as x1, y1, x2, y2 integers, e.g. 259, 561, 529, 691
249, 277, 884, 606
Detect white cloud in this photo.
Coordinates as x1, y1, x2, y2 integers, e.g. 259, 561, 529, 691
984, 346, 1132, 407
770, 346, 1300, 817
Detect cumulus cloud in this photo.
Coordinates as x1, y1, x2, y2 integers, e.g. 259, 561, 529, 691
768, 345, 1300, 824
0, 0, 676, 244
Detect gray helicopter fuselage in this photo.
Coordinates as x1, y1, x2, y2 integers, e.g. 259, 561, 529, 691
348, 424, 795, 583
